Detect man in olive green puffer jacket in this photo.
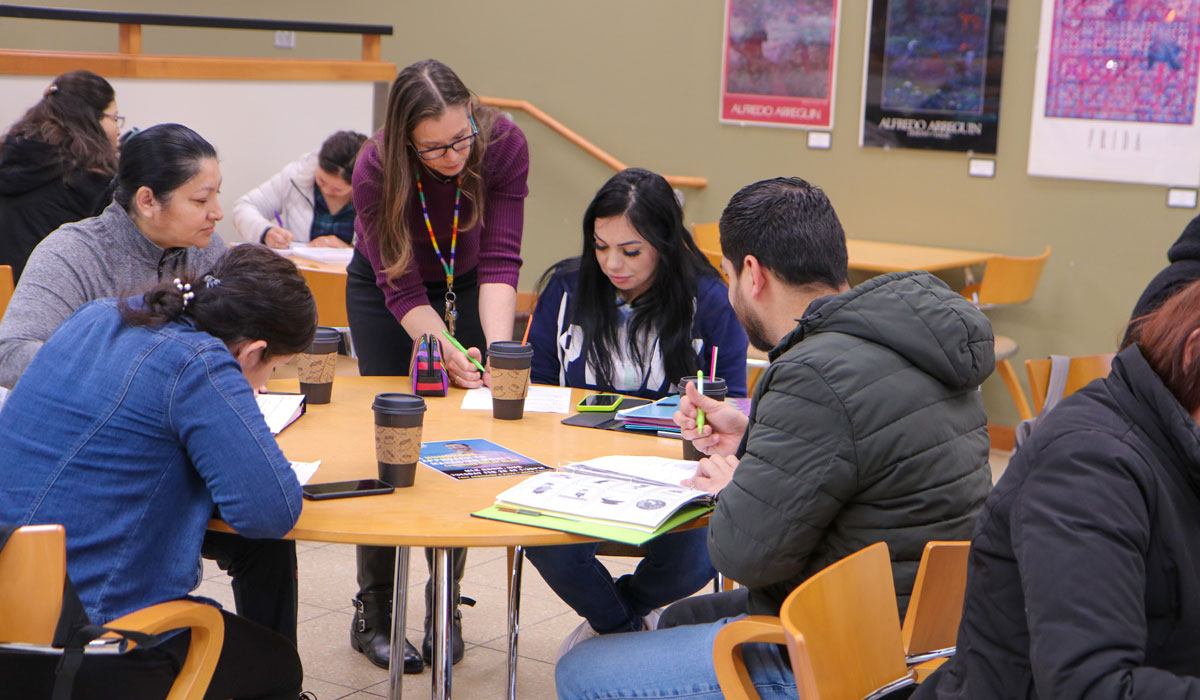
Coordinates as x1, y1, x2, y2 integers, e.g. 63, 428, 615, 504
555, 177, 995, 700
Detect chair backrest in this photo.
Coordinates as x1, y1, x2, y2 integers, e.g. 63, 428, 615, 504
0, 265, 13, 325
972, 246, 1051, 306
299, 267, 349, 328
901, 541, 970, 659
692, 222, 720, 251
0, 524, 66, 644
1025, 353, 1115, 414
781, 542, 911, 700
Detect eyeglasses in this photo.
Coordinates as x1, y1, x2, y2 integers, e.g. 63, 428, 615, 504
103, 112, 126, 129
411, 131, 477, 161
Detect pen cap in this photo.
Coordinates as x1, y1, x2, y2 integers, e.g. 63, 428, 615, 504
679, 375, 727, 401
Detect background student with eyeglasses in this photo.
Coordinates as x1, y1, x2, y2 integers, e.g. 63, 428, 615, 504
344, 58, 529, 674
0, 70, 122, 283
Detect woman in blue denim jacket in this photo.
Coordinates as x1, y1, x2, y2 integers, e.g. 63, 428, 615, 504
0, 244, 316, 700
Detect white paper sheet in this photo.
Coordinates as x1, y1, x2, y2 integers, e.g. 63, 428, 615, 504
287, 244, 354, 265
290, 460, 321, 485
460, 386, 573, 414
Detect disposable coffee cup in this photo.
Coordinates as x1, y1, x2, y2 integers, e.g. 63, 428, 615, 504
372, 393, 426, 487
679, 375, 728, 461
297, 327, 341, 404
488, 341, 534, 420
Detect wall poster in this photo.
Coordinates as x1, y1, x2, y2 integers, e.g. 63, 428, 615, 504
1027, 0, 1200, 187
720, 0, 842, 130
860, 0, 1008, 153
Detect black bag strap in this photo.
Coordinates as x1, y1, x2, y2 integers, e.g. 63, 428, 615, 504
0, 525, 159, 700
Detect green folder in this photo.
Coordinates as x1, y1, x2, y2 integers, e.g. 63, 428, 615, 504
471, 502, 713, 546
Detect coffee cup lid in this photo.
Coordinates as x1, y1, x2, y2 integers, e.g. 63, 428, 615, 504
312, 327, 341, 344
680, 375, 728, 391
372, 393, 426, 414
488, 341, 534, 359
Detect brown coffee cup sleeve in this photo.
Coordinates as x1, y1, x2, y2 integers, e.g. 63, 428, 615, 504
375, 425, 422, 464
297, 353, 337, 384
491, 367, 530, 400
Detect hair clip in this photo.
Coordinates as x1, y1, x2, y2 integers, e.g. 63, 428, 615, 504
173, 278, 195, 308
44, 84, 59, 97
203, 274, 222, 289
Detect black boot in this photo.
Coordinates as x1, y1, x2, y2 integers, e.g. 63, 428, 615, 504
422, 595, 474, 664
350, 592, 424, 674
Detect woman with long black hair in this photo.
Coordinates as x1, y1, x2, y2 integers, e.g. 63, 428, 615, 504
525, 167, 748, 656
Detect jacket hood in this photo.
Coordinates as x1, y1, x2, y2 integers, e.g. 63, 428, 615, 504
0, 138, 64, 195
1167, 214, 1200, 263
783, 271, 995, 390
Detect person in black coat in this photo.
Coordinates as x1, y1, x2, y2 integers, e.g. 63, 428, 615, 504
918, 278, 1200, 699
1124, 213, 1200, 346
0, 70, 119, 282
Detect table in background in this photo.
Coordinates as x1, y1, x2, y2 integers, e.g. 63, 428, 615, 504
846, 239, 995, 274
222, 377, 683, 700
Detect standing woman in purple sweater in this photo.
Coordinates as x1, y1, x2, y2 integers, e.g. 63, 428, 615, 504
345, 58, 529, 674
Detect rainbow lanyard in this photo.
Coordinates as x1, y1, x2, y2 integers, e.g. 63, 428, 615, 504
416, 170, 462, 334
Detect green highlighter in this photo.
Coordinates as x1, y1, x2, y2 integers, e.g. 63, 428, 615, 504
440, 329, 487, 374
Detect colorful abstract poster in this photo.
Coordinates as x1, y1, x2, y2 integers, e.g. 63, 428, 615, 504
1028, 0, 1200, 186
719, 0, 842, 129
860, 0, 1008, 153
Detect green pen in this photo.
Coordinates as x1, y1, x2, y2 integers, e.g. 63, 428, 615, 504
696, 370, 706, 431
440, 329, 486, 374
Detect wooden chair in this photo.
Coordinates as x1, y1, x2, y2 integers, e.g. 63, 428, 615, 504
299, 267, 349, 328
0, 524, 224, 700
513, 290, 537, 341
902, 541, 970, 672
0, 265, 13, 325
692, 222, 726, 279
961, 247, 1052, 421
714, 542, 915, 700
1025, 353, 1114, 414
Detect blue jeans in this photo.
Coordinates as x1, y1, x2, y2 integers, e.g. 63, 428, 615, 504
525, 527, 716, 633
555, 616, 798, 700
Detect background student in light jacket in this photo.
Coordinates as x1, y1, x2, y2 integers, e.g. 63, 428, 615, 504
918, 279, 1200, 700
0, 69, 120, 282
233, 129, 367, 248
345, 58, 530, 674
0, 244, 315, 700
0, 123, 301, 649
525, 167, 748, 656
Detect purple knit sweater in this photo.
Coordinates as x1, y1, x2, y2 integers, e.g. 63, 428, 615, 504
352, 116, 529, 320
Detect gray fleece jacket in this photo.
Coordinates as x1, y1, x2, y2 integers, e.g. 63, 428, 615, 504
712, 271, 995, 618
0, 202, 227, 388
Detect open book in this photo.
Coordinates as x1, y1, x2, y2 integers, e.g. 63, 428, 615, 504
473, 456, 713, 545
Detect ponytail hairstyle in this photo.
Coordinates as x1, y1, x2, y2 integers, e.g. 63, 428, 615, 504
3, 70, 117, 178
113, 123, 217, 214
1130, 278, 1200, 414
318, 130, 367, 183
374, 59, 497, 281
120, 244, 317, 360
569, 168, 718, 387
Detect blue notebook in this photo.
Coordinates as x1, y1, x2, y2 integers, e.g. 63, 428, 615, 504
614, 395, 680, 427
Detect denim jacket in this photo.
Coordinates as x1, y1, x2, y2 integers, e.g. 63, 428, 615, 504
0, 299, 302, 624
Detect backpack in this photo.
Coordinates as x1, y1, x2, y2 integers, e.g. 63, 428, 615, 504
1014, 355, 1071, 451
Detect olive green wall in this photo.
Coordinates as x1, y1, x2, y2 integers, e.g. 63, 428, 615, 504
3, 0, 1195, 424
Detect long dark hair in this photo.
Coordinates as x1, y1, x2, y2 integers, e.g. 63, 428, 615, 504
120, 244, 317, 360
113, 123, 217, 212
375, 59, 498, 281
540, 168, 717, 388
3, 70, 117, 177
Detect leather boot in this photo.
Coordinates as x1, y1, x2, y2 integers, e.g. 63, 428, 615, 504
422, 596, 475, 664
350, 591, 424, 674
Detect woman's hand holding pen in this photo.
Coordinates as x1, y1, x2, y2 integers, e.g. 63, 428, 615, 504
443, 343, 487, 389
263, 226, 294, 249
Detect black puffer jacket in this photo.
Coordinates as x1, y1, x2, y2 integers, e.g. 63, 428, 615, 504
710, 271, 994, 617
0, 137, 113, 282
917, 345, 1200, 700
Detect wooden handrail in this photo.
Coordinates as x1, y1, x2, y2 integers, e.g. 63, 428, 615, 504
480, 96, 707, 190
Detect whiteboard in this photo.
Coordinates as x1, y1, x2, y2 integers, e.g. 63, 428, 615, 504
0, 76, 376, 242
